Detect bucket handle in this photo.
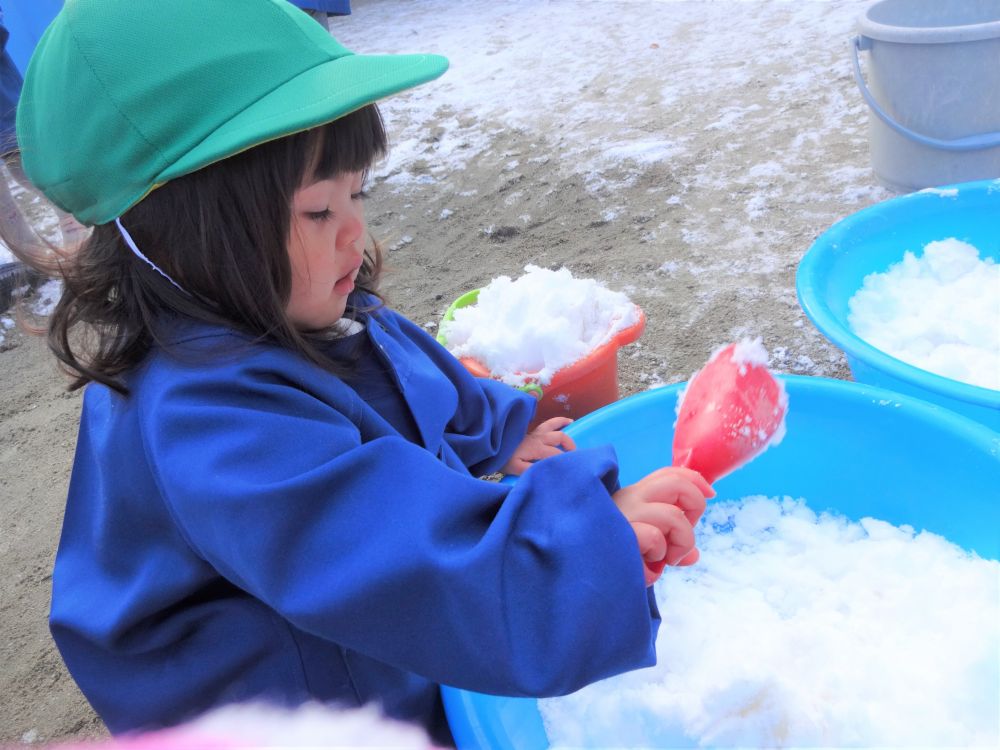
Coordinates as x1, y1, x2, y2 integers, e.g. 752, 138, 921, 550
852, 35, 1000, 152
519, 383, 544, 400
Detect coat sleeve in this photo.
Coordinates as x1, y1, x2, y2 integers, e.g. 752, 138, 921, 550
444, 372, 538, 477
142, 363, 659, 698
387, 310, 538, 476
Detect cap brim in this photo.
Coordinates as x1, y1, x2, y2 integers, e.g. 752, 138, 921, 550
159, 52, 448, 183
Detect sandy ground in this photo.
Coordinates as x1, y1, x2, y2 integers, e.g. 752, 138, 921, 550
0, 0, 892, 744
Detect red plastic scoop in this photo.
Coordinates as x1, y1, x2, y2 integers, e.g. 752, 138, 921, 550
672, 339, 788, 484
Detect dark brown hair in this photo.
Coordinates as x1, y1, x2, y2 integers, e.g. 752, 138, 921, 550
6, 104, 388, 395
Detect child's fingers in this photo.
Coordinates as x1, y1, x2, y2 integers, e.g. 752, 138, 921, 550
675, 547, 700, 566
642, 474, 708, 526
628, 503, 698, 567
540, 430, 576, 452
503, 457, 529, 476
632, 521, 668, 563
524, 441, 563, 461
630, 521, 667, 586
650, 465, 716, 498
558, 431, 577, 451
533, 416, 573, 433
664, 518, 697, 565
626, 500, 686, 531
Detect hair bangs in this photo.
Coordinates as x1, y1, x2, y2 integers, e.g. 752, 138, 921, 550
306, 105, 388, 184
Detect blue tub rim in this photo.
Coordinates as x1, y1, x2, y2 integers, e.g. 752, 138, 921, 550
553, 374, 999, 453
796, 178, 1000, 413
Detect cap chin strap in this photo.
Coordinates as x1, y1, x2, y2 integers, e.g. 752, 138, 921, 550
115, 217, 190, 295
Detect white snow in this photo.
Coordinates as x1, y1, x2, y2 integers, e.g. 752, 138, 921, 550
0, 315, 12, 348
335, 0, 880, 218
730, 336, 771, 370
0, 239, 14, 265
540, 496, 1000, 749
919, 187, 960, 198
439, 265, 640, 387
333, 0, 888, 392
848, 239, 1000, 391
31, 279, 63, 317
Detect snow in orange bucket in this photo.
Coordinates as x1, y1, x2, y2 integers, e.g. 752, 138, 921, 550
437, 266, 645, 427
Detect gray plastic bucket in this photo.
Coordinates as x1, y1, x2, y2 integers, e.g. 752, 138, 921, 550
852, 0, 1000, 192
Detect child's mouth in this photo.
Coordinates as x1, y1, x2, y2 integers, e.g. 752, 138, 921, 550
334, 259, 363, 295
334, 271, 356, 295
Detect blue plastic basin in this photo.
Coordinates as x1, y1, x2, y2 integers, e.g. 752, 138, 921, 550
442, 376, 1000, 749
797, 179, 1000, 429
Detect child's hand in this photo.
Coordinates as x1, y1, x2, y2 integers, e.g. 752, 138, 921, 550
612, 467, 714, 586
502, 417, 576, 475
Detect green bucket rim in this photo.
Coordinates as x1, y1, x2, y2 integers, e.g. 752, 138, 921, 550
436, 288, 481, 346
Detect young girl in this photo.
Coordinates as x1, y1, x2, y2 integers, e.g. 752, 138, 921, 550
9, 0, 712, 744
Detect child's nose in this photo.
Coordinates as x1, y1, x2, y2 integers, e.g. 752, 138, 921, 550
337, 206, 365, 250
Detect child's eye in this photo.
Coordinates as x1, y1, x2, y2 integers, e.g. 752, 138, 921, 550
306, 208, 333, 222
351, 190, 369, 201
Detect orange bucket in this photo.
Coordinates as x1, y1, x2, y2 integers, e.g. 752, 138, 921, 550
438, 289, 646, 426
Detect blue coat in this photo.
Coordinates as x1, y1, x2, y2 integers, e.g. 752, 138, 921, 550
1, 0, 64, 75
0, 12, 21, 151
287, 0, 351, 15
50, 302, 659, 743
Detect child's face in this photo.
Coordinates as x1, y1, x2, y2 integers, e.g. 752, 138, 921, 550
286, 170, 368, 330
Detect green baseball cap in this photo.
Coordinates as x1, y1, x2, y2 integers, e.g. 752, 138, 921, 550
16, 0, 448, 226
